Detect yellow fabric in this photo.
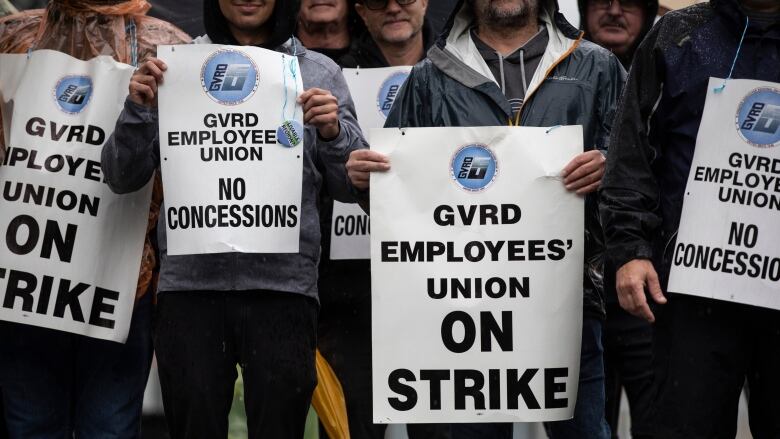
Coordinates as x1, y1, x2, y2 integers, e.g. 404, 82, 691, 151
312, 350, 351, 439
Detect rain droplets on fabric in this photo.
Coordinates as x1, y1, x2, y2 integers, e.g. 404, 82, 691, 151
714, 17, 749, 94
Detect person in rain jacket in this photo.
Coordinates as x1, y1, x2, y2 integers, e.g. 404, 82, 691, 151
600, 0, 780, 437
578, 0, 658, 437
0, 1, 188, 438
346, 0, 625, 437
101, 0, 367, 437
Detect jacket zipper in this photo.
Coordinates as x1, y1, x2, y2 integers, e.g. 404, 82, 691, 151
513, 32, 584, 126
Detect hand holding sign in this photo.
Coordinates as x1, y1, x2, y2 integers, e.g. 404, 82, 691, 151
299, 88, 340, 140
346, 149, 390, 190
129, 58, 167, 108
616, 259, 667, 322
562, 149, 606, 195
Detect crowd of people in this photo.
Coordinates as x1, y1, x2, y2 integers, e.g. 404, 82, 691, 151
0, 0, 778, 438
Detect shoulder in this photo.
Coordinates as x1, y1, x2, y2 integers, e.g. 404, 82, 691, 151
298, 48, 343, 76
135, 16, 191, 45
298, 48, 346, 91
0, 10, 43, 54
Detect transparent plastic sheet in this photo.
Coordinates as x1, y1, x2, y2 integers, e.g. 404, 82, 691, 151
0, 1, 190, 300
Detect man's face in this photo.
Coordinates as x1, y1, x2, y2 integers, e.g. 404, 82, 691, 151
470, 0, 539, 28
586, 0, 646, 58
299, 0, 349, 26
218, 0, 276, 32
356, 0, 428, 45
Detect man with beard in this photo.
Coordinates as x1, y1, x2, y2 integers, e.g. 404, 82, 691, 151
102, 0, 366, 437
601, 0, 780, 437
346, 0, 625, 437
341, 0, 432, 67
578, 1, 657, 438
579, 0, 657, 68
0, 1, 188, 438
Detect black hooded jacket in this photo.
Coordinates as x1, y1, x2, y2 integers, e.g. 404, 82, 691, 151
384, 0, 627, 320
578, 0, 659, 68
600, 0, 780, 288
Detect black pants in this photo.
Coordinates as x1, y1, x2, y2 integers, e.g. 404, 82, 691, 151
317, 290, 451, 439
603, 303, 653, 439
0, 391, 6, 439
153, 291, 319, 439
652, 294, 780, 439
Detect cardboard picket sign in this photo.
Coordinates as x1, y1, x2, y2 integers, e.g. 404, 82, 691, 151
0, 50, 151, 343
370, 126, 584, 423
668, 78, 780, 310
158, 44, 304, 255
331, 67, 411, 260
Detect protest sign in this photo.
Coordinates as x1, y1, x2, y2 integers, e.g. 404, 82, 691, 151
0, 50, 151, 342
668, 78, 780, 310
158, 45, 304, 255
370, 126, 584, 423
330, 67, 411, 260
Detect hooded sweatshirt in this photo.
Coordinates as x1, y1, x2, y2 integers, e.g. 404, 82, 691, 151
472, 26, 549, 115
102, 0, 367, 301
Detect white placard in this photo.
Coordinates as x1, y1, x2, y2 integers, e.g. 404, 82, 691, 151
343, 67, 412, 134
334, 67, 411, 260
668, 78, 780, 310
0, 50, 151, 342
370, 126, 584, 423
158, 44, 304, 255
330, 200, 370, 260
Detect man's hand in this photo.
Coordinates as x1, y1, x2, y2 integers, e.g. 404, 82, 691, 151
346, 149, 390, 190
299, 88, 340, 140
562, 150, 606, 195
616, 259, 667, 323
129, 58, 167, 107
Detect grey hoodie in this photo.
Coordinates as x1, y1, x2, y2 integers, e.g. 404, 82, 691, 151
101, 36, 367, 301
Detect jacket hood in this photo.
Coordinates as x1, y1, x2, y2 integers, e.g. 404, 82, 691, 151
203, 0, 300, 49
429, 0, 582, 104
435, 0, 581, 49
577, 0, 658, 66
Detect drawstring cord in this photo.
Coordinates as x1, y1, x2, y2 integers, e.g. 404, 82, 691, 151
282, 52, 299, 123
714, 16, 749, 94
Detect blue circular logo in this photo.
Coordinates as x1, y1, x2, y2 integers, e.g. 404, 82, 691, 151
54, 76, 93, 114
376, 71, 409, 118
450, 144, 498, 192
201, 49, 259, 105
736, 87, 780, 148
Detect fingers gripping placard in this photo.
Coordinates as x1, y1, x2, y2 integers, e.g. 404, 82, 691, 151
157, 45, 304, 255
0, 51, 151, 342
370, 126, 584, 423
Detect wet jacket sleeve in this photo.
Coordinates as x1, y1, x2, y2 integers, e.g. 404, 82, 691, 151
599, 23, 665, 271
313, 64, 368, 203
594, 54, 627, 152
101, 99, 160, 194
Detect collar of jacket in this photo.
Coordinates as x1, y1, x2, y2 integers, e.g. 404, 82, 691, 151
428, 1, 582, 118
350, 18, 435, 67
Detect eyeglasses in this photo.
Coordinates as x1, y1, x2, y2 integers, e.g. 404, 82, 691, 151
590, 0, 643, 12
361, 0, 417, 11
